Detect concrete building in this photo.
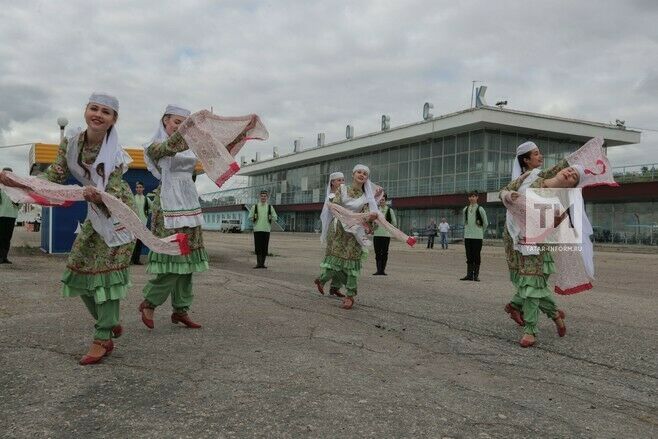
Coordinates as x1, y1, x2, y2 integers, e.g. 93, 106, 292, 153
201, 105, 655, 244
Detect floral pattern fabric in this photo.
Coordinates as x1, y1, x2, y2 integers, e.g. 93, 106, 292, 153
44, 134, 136, 274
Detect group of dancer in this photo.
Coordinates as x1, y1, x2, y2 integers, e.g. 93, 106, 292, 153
0, 93, 265, 365
312, 136, 611, 349
0, 92, 614, 364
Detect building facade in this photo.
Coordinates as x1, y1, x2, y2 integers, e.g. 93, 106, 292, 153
201, 106, 658, 245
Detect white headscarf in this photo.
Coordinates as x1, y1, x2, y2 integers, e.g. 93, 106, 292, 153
352, 164, 379, 213
320, 172, 344, 244
512, 141, 539, 180
65, 92, 127, 190
144, 104, 192, 179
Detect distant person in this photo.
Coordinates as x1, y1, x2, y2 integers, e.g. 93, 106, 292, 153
438, 217, 450, 249
131, 181, 151, 265
34, 212, 41, 232
0, 167, 20, 264
460, 191, 488, 281
249, 189, 278, 268
426, 218, 437, 249
372, 192, 397, 275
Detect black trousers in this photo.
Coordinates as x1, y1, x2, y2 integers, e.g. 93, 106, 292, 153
373, 236, 391, 273
131, 239, 144, 264
0, 216, 17, 261
464, 238, 483, 266
254, 231, 270, 266
427, 234, 435, 248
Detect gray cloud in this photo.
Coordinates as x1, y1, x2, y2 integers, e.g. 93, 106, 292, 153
0, 0, 656, 185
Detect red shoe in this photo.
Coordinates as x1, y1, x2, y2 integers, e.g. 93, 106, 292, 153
340, 297, 354, 310
314, 278, 325, 295
171, 312, 202, 329
111, 324, 123, 338
138, 301, 154, 329
329, 287, 345, 298
504, 303, 524, 327
79, 339, 113, 365
519, 334, 535, 348
553, 309, 566, 337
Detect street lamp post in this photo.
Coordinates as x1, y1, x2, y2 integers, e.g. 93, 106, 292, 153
57, 117, 69, 143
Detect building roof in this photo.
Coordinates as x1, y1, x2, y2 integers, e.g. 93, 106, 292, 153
29, 143, 204, 174
239, 106, 641, 175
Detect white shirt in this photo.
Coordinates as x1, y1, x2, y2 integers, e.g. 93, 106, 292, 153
438, 222, 450, 233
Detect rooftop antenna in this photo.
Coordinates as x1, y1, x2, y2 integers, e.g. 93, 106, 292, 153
495, 100, 508, 109
345, 125, 354, 139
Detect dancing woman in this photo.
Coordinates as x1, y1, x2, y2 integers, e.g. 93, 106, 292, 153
500, 141, 585, 347
139, 105, 208, 329
314, 171, 346, 298
316, 165, 380, 309
0, 93, 136, 365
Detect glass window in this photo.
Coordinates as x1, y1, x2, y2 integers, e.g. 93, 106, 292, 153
443, 155, 455, 174
419, 159, 430, 178
399, 146, 409, 162
432, 138, 443, 157
456, 153, 469, 173
431, 157, 442, 176
410, 143, 420, 161
456, 133, 469, 153
486, 130, 501, 151
410, 161, 418, 178
470, 151, 483, 172
444, 136, 456, 155
399, 162, 409, 179
470, 131, 484, 152
388, 148, 398, 163
420, 140, 431, 158
389, 163, 398, 180
501, 132, 517, 153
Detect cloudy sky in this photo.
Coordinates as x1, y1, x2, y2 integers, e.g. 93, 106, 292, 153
1, 0, 657, 194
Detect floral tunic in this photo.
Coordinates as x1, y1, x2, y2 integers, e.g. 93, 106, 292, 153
324, 186, 369, 262
145, 132, 208, 274
45, 134, 136, 275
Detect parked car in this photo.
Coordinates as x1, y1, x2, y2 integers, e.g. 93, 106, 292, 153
220, 219, 242, 233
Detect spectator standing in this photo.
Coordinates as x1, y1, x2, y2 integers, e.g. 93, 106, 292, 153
438, 217, 450, 249
425, 218, 437, 249
460, 191, 488, 281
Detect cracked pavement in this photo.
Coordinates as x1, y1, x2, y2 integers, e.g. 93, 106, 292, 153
0, 230, 656, 438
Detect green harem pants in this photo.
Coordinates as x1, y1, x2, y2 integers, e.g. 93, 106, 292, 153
509, 293, 558, 335
80, 297, 120, 340
143, 273, 194, 313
